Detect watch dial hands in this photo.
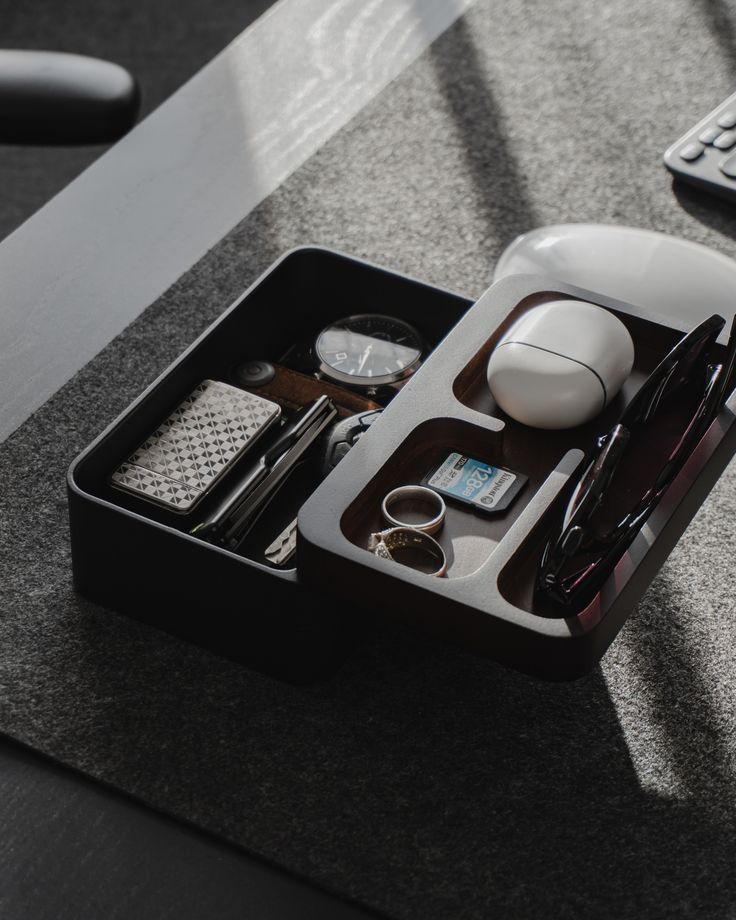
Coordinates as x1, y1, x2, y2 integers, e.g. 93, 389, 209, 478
356, 342, 373, 375
315, 314, 424, 388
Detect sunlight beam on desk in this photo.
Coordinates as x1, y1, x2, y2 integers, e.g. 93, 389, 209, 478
0, 0, 474, 444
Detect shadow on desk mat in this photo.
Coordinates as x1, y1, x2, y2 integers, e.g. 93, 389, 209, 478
3, 1, 736, 917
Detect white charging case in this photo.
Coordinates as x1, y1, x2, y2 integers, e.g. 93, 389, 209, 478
486, 299, 635, 429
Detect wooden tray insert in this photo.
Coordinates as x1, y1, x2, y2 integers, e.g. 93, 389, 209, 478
298, 275, 736, 678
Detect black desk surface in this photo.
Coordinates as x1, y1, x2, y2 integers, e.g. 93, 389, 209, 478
0, 734, 375, 919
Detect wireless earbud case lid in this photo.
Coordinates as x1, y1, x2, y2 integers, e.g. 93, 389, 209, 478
486, 299, 635, 428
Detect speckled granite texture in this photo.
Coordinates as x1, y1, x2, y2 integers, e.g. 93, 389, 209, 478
2, 2, 736, 918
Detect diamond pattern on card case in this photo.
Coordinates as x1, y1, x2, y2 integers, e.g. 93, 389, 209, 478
111, 462, 203, 510
111, 380, 281, 512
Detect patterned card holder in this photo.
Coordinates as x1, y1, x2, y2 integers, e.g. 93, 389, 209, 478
110, 379, 281, 512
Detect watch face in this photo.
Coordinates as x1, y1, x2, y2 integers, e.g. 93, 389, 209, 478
315, 314, 423, 388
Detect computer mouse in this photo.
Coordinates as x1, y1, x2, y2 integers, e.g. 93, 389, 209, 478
486, 299, 635, 429
493, 224, 736, 324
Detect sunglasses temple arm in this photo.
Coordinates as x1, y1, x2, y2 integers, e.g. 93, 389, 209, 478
718, 313, 736, 411
541, 425, 630, 580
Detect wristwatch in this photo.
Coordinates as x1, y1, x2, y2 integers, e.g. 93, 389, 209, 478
314, 314, 424, 395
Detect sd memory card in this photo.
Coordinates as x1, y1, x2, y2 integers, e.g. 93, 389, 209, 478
422, 451, 527, 514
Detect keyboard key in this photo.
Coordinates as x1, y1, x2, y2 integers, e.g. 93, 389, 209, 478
719, 153, 736, 178
718, 111, 736, 128
699, 125, 722, 144
679, 142, 704, 161
714, 130, 736, 149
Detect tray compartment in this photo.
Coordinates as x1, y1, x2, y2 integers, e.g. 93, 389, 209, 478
453, 291, 682, 420
68, 247, 473, 681
70, 247, 472, 564
341, 415, 568, 579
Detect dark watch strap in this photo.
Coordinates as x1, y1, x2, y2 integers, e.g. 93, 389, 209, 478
245, 364, 382, 417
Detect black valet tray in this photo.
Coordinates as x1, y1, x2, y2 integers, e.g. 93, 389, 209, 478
68, 248, 736, 683
67, 247, 472, 683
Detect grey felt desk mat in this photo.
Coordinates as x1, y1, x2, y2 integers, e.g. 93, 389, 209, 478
3, 2, 736, 917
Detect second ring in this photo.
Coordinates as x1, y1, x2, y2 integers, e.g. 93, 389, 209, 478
381, 484, 446, 535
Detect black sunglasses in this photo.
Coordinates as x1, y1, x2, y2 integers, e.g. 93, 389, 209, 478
537, 312, 736, 611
